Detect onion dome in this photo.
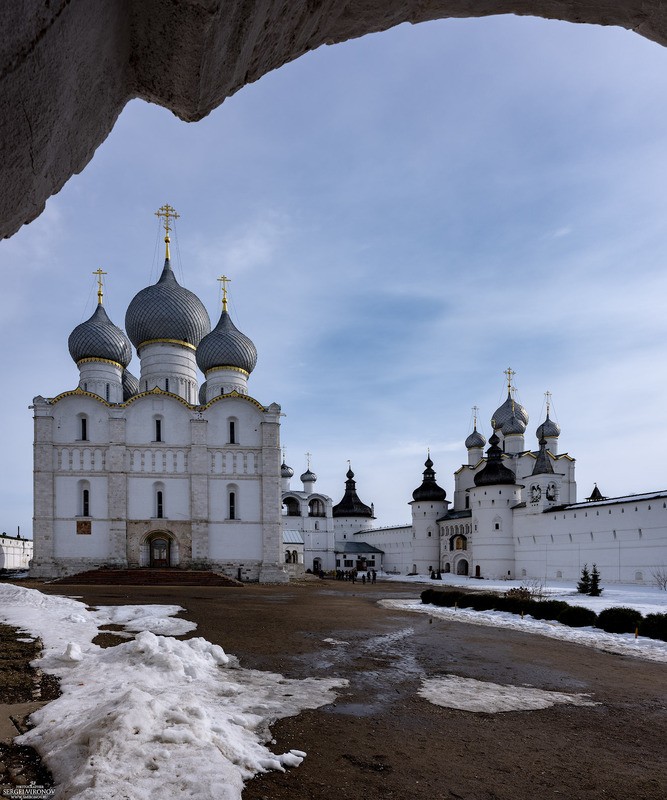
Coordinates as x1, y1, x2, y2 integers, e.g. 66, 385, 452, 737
492, 392, 528, 431
198, 381, 208, 405
196, 309, 257, 374
125, 259, 210, 349
332, 468, 374, 518
300, 468, 317, 484
502, 412, 526, 436
281, 461, 294, 479
536, 412, 561, 440
412, 455, 447, 502
465, 427, 486, 450
122, 369, 139, 401
474, 433, 517, 487
68, 304, 132, 368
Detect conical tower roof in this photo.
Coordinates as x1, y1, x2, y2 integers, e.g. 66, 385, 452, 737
474, 433, 517, 487
412, 455, 447, 502
332, 468, 374, 518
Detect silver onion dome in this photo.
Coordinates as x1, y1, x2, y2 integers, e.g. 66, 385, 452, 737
502, 412, 526, 436
198, 381, 208, 405
122, 369, 139, 401
196, 309, 257, 374
300, 469, 317, 484
125, 259, 211, 349
465, 427, 486, 449
281, 462, 295, 479
492, 392, 528, 430
68, 304, 132, 368
536, 414, 561, 440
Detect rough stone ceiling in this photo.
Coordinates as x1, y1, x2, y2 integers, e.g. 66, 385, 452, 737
2, 0, 665, 240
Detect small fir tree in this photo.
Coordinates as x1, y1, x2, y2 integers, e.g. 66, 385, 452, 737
589, 564, 603, 596
577, 564, 591, 594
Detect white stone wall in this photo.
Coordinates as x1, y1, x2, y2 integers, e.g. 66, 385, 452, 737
0, 537, 33, 569
355, 526, 412, 574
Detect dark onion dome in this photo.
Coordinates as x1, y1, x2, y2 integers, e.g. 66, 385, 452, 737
465, 427, 486, 450
300, 468, 317, 483
332, 468, 374, 518
501, 411, 526, 436
68, 304, 132, 367
474, 433, 517, 487
122, 369, 140, 401
531, 437, 554, 476
198, 381, 207, 404
281, 461, 294, 479
196, 308, 257, 374
125, 258, 211, 349
412, 455, 447, 502
536, 412, 561, 440
492, 392, 528, 430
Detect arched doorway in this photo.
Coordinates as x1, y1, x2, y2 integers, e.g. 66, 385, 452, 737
456, 559, 469, 576
313, 558, 322, 573
149, 536, 170, 567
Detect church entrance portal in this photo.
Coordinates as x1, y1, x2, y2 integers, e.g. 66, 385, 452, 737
456, 559, 469, 576
149, 536, 171, 567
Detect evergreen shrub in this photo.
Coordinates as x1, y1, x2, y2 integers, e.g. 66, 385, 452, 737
530, 600, 570, 620
494, 594, 531, 615
457, 593, 498, 611
640, 613, 667, 642
420, 588, 434, 605
557, 605, 597, 627
427, 590, 465, 607
596, 606, 643, 634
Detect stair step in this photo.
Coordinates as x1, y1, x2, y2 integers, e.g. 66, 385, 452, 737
49, 569, 242, 587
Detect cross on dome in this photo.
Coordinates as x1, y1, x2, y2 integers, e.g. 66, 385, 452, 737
92, 267, 107, 305
217, 274, 231, 311
155, 203, 180, 259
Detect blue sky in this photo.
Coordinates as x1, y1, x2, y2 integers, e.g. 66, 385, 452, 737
3, 15, 667, 534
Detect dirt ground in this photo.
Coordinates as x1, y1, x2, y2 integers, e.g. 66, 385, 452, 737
6, 579, 667, 800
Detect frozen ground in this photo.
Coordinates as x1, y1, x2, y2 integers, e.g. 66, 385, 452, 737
0, 585, 347, 800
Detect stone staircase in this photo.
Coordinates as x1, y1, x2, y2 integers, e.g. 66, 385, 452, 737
48, 568, 242, 587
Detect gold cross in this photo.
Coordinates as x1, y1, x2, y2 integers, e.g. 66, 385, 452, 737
155, 204, 179, 258
472, 405, 479, 428
92, 267, 107, 305
504, 367, 516, 394
217, 275, 231, 311
545, 390, 552, 416
305, 452, 312, 469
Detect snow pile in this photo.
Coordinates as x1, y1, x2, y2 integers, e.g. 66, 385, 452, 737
0, 585, 347, 800
379, 599, 667, 663
419, 676, 598, 713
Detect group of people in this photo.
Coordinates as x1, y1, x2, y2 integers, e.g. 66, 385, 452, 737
333, 569, 377, 584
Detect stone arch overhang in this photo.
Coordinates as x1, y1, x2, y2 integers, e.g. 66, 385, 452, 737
3, 1, 667, 240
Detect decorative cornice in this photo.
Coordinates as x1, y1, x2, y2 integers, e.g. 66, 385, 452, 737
202, 391, 265, 411
206, 365, 250, 377
50, 387, 112, 407
137, 338, 197, 352
76, 357, 123, 369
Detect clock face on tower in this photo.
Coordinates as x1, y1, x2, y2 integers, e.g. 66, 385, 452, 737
530, 484, 542, 503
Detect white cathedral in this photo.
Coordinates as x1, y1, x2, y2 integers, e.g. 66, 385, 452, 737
31, 207, 286, 582
30, 211, 667, 584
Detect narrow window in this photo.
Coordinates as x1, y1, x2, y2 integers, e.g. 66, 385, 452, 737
229, 491, 236, 520
80, 417, 88, 441
105, 383, 110, 401
82, 489, 90, 517
156, 491, 164, 519
165, 378, 170, 393
155, 419, 162, 442
229, 420, 236, 444
83, 382, 87, 392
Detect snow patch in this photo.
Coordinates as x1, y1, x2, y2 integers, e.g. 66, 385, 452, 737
0, 585, 348, 800
380, 599, 667, 662
419, 676, 598, 713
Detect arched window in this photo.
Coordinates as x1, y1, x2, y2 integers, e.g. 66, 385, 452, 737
285, 550, 291, 563
154, 416, 163, 442
78, 414, 88, 441
283, 497, 301, 517
308, 498, 325, 517
105, 383, 110, 401
78, 480, 91, 516
153, 483, 165, 518
228, 418, 238, 444
228, 485, 238, 520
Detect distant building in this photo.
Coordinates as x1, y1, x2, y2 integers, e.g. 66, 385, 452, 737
0, 533, 33, 571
